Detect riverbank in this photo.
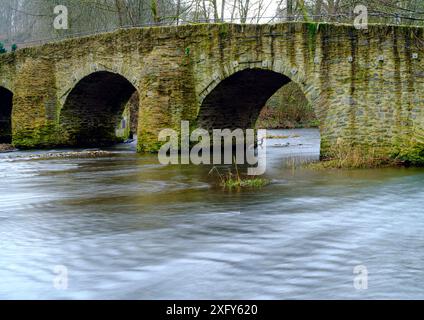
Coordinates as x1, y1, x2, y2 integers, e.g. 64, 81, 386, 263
308, 156, 401, 170
306, 144, 412, 170
0, 149, 116, 160
0, 144, 16, 153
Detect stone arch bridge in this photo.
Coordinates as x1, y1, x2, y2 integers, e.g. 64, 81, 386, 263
1, 22, 424, 158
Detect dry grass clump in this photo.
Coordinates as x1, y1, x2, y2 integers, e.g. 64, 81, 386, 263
209, 165, 270, 190
308, 140, 398, 169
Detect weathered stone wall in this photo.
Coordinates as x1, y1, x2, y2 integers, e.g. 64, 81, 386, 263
0, 22, 423, 159
187, 23, 424, 158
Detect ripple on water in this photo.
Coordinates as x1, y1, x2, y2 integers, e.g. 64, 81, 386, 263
2, 130, 424, 299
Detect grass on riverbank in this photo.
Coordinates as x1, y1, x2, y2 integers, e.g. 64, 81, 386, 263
209, 165, 270, 190
306, 143, 401, 170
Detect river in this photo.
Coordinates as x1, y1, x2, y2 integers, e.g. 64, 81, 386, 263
1, 128, 424, 299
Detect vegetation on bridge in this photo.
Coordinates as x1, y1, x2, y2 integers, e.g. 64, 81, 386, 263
3, 1, 424, 48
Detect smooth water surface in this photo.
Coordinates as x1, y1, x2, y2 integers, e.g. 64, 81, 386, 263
1, 129, 424, 299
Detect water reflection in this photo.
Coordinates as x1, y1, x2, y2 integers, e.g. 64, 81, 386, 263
1, 129, 424, 299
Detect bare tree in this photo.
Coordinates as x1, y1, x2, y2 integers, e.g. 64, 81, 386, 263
2, 0, 424, 47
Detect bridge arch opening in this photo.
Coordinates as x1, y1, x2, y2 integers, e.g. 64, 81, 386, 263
198, 68, 316, 131
60, 71, 138, 147
0, 86, 13, 143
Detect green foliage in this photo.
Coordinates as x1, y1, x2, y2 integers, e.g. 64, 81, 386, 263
306, 22, 320, 36
209, 165, 270, 190
218, 23, 229, 38
11, 44, 17, 52
309, 142, 397, 170
222, 176, 270, 189
391, 143, 424, 166
0, 42, 7, 54
305, 22, 320, 54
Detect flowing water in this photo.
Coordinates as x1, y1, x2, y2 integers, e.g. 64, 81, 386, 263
1, 128, 424, 299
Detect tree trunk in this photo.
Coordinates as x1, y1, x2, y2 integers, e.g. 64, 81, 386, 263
315, 0, 323, 21
287, 0, 293, 21
176, 0, 181, 25
211, 0, 219, 22
151, 0, 160, 24
114, 0, 124, 27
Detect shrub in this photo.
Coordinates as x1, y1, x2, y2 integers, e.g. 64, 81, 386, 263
391, 143, 424, 166
308, 139, 398, 169
209, 165, 270, 190
0, 42, 7, 54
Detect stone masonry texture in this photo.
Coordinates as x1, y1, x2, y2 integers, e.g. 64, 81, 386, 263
0, 22, 423, 158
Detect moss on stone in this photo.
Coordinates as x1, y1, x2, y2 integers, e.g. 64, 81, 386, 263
390, 139, 424, 166
1, 22, 424, 158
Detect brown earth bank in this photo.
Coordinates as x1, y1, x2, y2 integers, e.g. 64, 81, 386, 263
0, 144, 15, 152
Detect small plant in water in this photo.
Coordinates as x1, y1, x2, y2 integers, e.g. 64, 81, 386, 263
209, 161, 270, 190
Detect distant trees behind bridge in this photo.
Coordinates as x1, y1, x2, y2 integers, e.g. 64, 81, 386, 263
1, 1, 424, 48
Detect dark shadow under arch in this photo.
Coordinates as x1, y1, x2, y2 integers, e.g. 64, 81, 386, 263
198, 69, 292, 130
60, 71, 137, 147
0, 86, 13, 143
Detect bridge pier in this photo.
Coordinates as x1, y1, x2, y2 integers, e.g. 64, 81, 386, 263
0, 23, 423, 164
137, 47, 198, 152
12, 58, 61, 148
